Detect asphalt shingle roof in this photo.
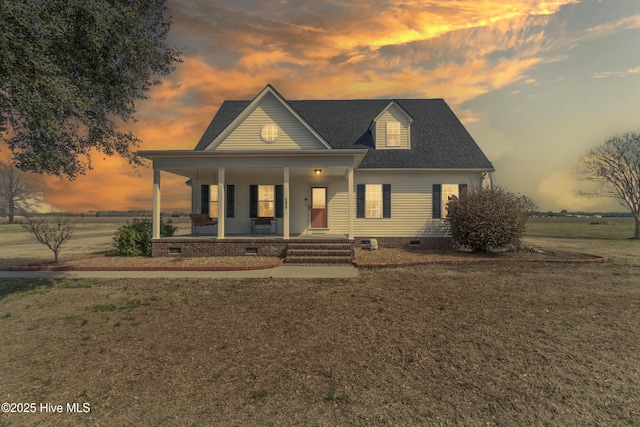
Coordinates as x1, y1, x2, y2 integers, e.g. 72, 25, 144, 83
194, 98, 494, 170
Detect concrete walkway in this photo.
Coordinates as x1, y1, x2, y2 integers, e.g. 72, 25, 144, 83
0, 265, 359, 280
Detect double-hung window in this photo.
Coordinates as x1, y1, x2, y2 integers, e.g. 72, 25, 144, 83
209, 187, 219, 218
201, 185, 234, 218
250, 185, 283, 218
258, 185, 275, 217
365, 184, 382, 218
386, 122, 401, 147
357, 184, 391, 218
433, 184, 467, 218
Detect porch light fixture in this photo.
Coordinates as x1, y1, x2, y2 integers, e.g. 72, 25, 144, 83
314, 169, 322, 175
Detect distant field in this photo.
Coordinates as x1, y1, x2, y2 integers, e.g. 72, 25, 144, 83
526, 216, 635, 240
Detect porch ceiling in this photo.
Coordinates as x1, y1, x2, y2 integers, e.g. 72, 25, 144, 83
138, 149, 368, 178
175, 166, 351, 179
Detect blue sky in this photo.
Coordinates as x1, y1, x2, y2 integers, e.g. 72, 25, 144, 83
35, 0, 640, 212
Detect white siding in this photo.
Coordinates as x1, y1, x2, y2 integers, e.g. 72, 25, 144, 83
190, 169, 485, 238
191, 172, 347, 236
213, 92, 328, 151
350, 171, 483, 237
375, 104, 411, 150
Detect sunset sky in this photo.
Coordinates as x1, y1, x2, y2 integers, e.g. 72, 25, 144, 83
15, 0, 640, 212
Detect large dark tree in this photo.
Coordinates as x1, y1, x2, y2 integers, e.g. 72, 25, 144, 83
0, 0, 180, 178
576, 132, 640, 239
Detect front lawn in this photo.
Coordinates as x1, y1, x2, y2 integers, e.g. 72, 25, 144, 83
1, 263, 639, 426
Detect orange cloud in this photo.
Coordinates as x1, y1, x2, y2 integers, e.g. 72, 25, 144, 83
5, 0, 630, 212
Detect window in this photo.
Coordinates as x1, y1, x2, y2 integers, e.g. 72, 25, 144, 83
442, 184, 458, 218
386, 121, 400, 146
366, 184, 382, 218
258, 185, 275, 217
202, 185, 234, 218
250, 185, 283, 218
210, 187, 219, 218
357, 184, 391, 218
260, 124, 279, 143
433, 183, 466, 218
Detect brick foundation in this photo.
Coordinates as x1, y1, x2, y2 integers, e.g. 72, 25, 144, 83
152, 237, 450, 257
355, 236, 453, 250
152, 238, 289, 258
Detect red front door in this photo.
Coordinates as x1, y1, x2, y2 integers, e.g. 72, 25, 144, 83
310, 187, 327, 228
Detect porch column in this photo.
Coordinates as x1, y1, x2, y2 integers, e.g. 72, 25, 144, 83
152, 168, 161, 239
283, 166, 290, 239
218, 167, 225, 239
347, 167, 354, 240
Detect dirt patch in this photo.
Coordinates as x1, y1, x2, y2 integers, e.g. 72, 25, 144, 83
1, 263, 639, 426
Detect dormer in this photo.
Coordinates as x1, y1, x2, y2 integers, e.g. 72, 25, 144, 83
370, 101, 414, 150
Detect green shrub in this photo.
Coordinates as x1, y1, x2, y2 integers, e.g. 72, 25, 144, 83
446, 186, 532, 252
113, 218, 177, 256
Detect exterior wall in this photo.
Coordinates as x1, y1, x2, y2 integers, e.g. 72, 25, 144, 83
375, 103, 411, 149
191, 172, 348, 236
212, 92, 327, 151
351, 171, 483, 237
189, 169, 484, 239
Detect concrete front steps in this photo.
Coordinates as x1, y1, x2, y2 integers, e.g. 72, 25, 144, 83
285, 241, 354, 264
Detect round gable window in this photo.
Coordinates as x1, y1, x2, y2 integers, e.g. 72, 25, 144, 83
260, 124, 279, 143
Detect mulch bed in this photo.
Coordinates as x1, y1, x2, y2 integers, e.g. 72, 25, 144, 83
353, 247, 607, 268
7, 247, 607, 271
8, 254, 283, 271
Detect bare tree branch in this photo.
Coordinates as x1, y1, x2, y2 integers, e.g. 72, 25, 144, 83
0, 161, 43, 223
22, 216, 76, 262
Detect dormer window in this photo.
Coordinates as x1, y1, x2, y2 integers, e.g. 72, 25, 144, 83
386, 122, 400, 146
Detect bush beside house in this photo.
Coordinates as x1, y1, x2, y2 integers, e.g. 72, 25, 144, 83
446, 186, 532, 252
113, 218, 177, 256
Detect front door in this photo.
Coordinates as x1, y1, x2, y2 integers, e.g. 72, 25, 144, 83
310, 187, 328, 229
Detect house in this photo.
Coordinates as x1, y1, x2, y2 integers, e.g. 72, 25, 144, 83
138, 85, 494, 259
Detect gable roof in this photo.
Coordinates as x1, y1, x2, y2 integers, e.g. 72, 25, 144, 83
194, 93, 494, 170
203, 85, 332, 150
370, 100, 415, 127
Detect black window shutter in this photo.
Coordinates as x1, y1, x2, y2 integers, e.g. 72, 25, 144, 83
432, 184, 442, 219
383, 184, 391, 218
226, 185, 235, 218
201, 185, 210, 215
356, 184, 365, 218
249, 185, 258, 218
459, 184, 468, 198
275, 185, 283, 218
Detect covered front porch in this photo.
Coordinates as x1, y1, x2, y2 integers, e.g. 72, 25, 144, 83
139, 149, 367, 253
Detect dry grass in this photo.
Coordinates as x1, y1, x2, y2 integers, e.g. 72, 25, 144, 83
1, 262, 639, 426
2, 216, 640, 425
